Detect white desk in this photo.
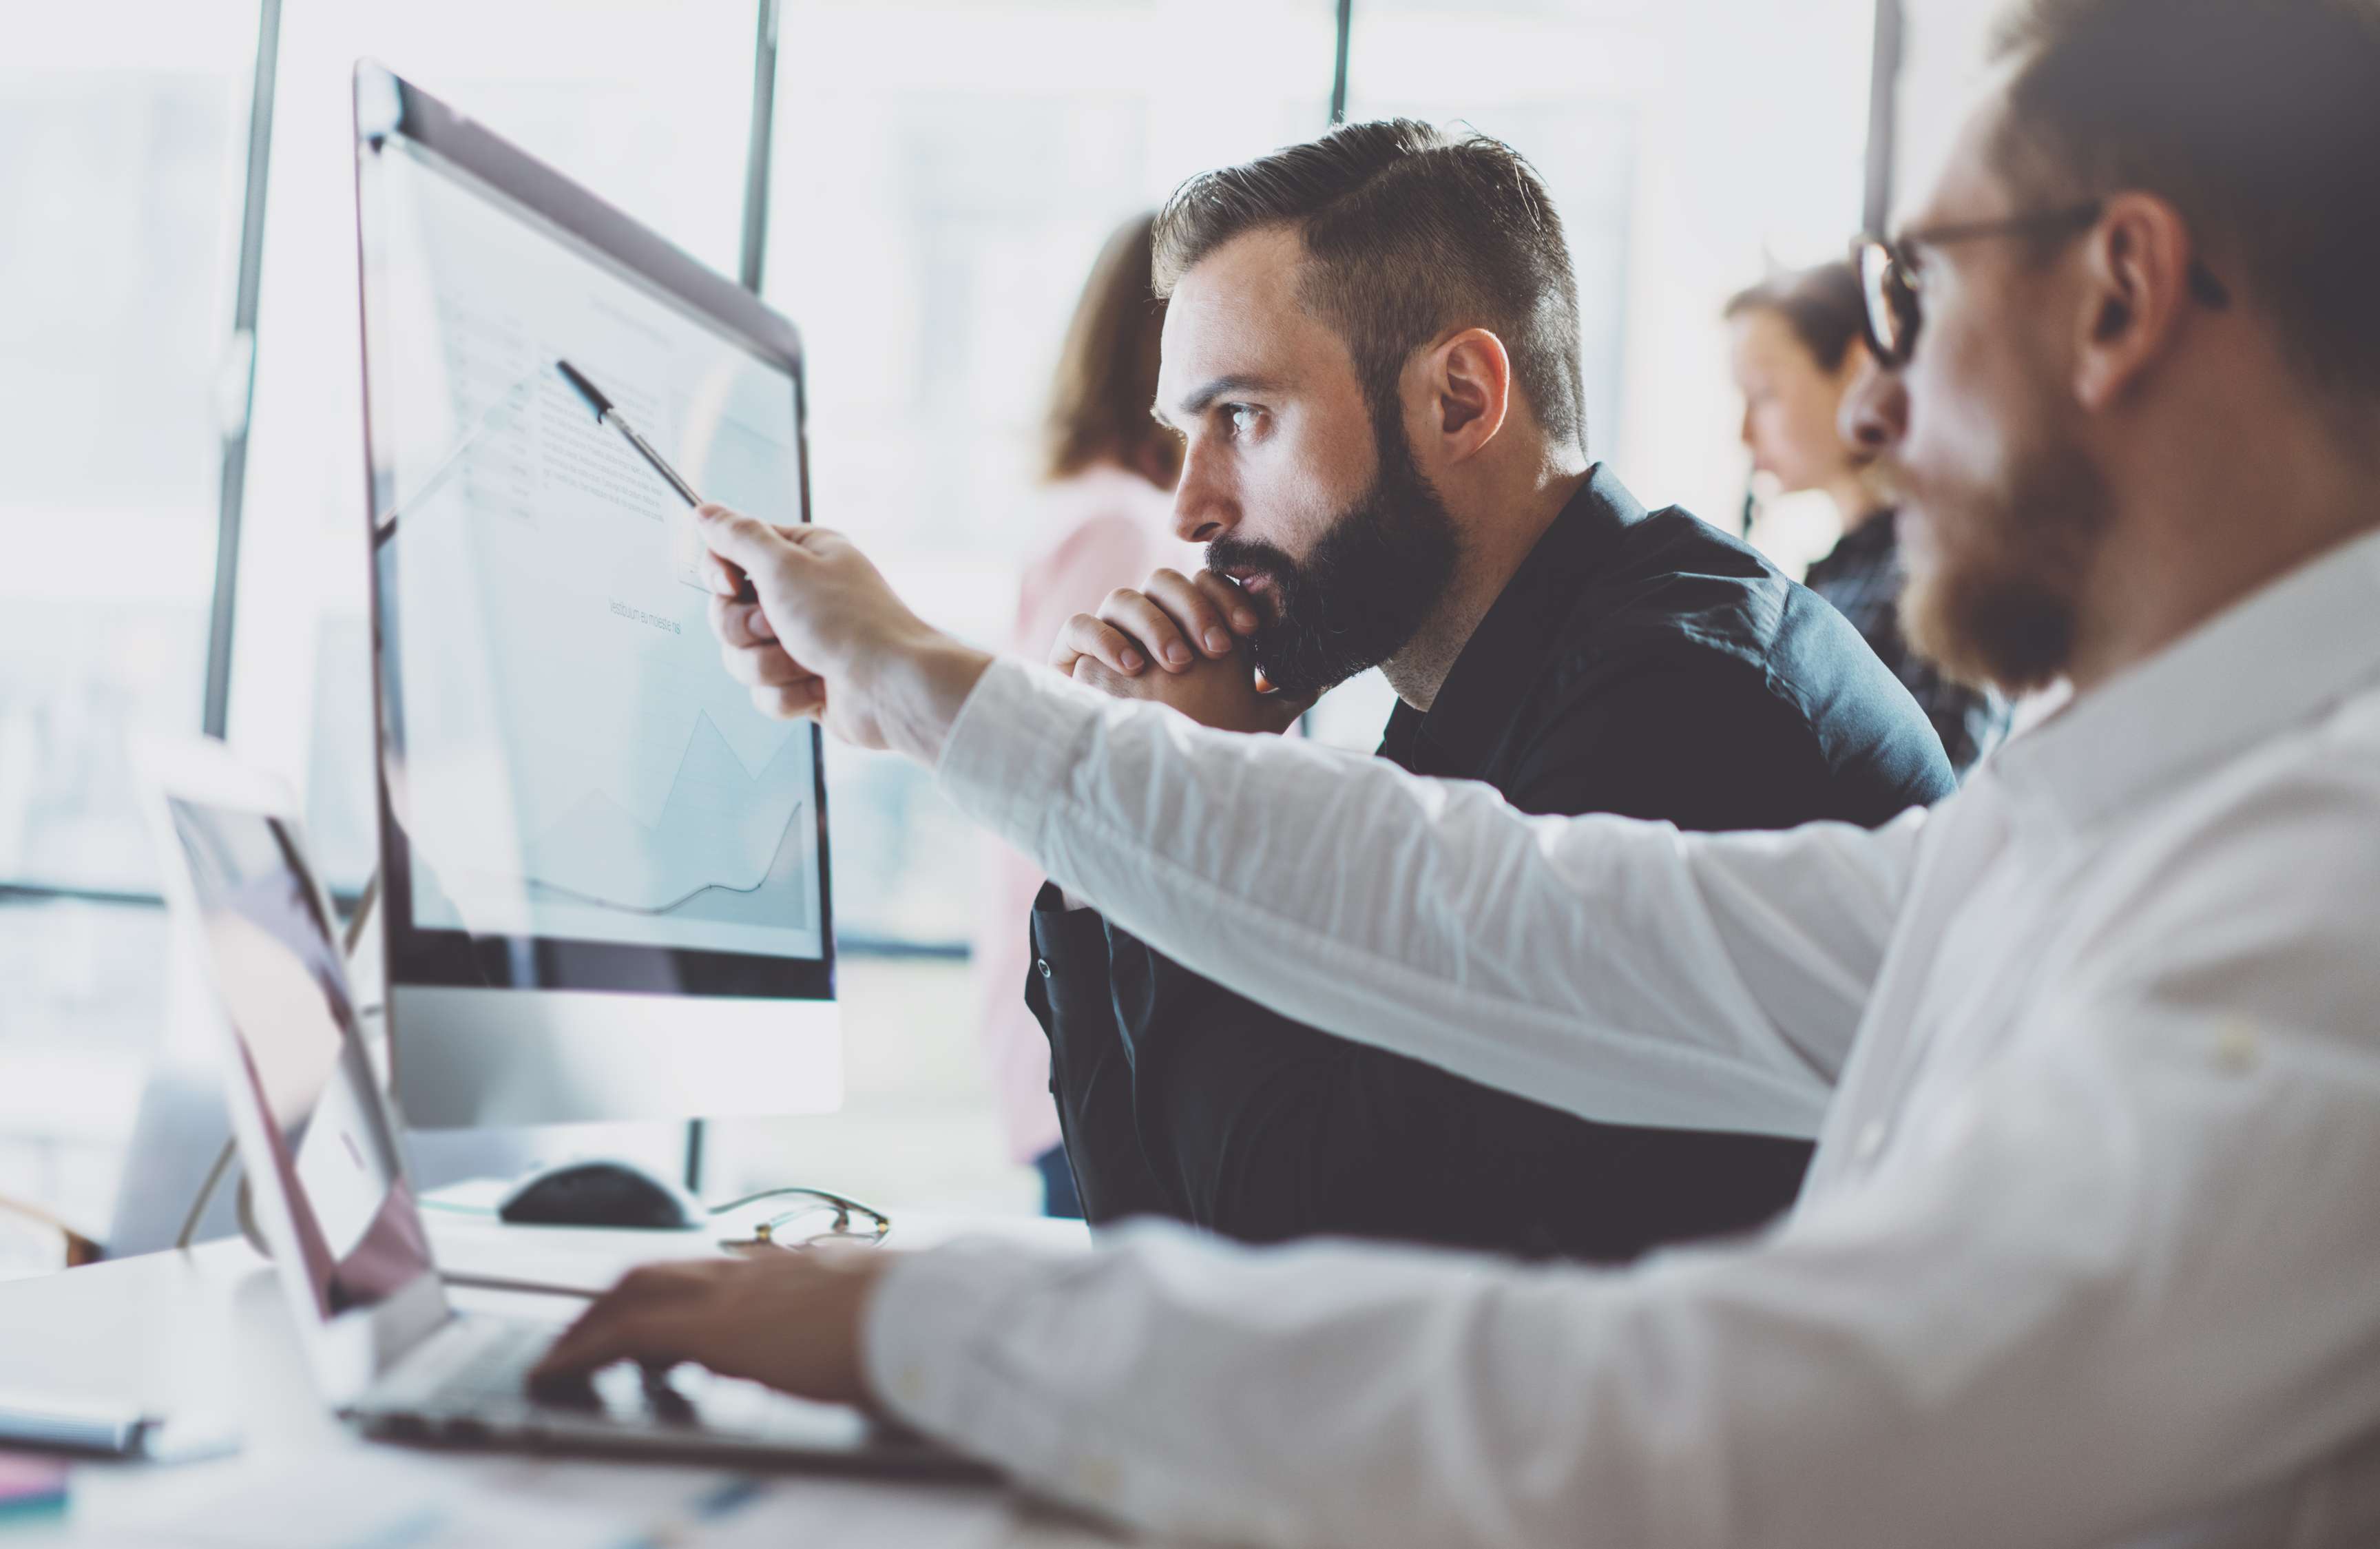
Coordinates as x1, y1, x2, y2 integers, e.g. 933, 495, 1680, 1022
0, 1214, 1136, 1546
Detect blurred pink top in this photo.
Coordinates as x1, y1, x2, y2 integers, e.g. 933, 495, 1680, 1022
972, 464, 1195, 1164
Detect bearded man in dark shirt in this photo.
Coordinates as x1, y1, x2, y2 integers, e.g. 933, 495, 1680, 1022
1030, 120, 1952, 1262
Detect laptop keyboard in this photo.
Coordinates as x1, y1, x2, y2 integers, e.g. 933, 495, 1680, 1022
366, 1315, 868, 1449
428, 1321, 574, 1413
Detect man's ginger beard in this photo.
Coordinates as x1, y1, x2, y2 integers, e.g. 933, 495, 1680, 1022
1897, 415, 2113, 696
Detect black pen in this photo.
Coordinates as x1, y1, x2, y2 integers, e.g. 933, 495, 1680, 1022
556, 358, 754, 601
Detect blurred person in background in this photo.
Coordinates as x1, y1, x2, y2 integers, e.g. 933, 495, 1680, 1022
971, 213, 1194, 1217
1729, 261, 2009, 772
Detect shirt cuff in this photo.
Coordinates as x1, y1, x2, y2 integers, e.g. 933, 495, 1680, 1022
862, 1238, 1087, 1478
937, 657, 1096, 860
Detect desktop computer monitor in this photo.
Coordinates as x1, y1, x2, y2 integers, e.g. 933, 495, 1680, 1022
351, 63, 839, 1129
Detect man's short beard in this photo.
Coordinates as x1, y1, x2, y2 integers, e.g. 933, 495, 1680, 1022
1899, 426, 2113, 697
1204, 401, 1461, 699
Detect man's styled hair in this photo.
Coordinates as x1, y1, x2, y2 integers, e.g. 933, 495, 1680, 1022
1724, 261, 1869, 374
1991, 0, 2380, 400
1153, 119, 1588, 455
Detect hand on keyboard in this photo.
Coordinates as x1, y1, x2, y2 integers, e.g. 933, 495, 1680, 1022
530, 1247, 896, 1411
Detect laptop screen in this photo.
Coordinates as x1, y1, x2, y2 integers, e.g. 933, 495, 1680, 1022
166, 798, 433, 1322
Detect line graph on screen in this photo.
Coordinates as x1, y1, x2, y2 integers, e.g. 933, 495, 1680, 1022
517, 712, 813, 931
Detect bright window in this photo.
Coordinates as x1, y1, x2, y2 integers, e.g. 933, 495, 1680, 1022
0, 2, 260, 1248
0, 3, 258, 893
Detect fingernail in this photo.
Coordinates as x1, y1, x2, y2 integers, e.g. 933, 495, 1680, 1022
1204, 629, 1231, 654
1234, 610, 1258, 631
1165, 643, 1191, 666
1121, 650, 1145, 672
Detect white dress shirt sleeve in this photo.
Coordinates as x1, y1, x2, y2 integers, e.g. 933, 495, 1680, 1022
937, 658, 1923, 1137
867, 749, 2380, 1548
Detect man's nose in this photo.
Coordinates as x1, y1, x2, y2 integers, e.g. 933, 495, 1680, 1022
1839, 355, 1908, 457
1172, 443, 1236, 544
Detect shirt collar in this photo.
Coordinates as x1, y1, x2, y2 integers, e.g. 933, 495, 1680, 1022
1382, 464, 1648, 776
1991, 524, 2380, 835
1823, 509, 1899, 564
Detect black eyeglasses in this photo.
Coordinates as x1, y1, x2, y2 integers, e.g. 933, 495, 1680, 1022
1852, 198, 2231, 368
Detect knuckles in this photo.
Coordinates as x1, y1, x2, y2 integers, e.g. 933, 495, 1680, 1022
1068, 658, 1136, 698
1050, 613, 1105, 666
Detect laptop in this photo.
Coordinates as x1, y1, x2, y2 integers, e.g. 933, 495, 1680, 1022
136, 736, 986, 1479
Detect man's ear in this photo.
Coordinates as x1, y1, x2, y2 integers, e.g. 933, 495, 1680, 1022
2072, 191, 2199, 413
1416, 326, 1512, 462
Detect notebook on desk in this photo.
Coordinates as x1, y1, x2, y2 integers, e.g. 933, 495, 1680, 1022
134, 733, 988, 1482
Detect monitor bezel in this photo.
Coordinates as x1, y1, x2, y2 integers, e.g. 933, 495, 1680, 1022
352, 61, 835, 1006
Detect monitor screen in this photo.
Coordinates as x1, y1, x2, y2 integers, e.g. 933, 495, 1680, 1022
359, 108, 831, 1000
165, 798, 433, 1322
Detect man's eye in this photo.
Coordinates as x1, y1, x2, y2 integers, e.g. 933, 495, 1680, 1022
1227, 404, 1260, 437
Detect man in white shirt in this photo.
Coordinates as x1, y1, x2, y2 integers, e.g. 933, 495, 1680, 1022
535, 0, 2380, 1542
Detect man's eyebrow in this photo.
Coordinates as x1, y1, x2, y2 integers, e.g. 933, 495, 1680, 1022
1156, 373, 1275, 428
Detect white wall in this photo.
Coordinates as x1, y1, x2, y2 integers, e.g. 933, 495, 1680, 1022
1890, 0, 2005, 223
1605, 0, 1877, 530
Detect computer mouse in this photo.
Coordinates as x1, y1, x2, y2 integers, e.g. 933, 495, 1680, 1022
494, 1158, 704, 1230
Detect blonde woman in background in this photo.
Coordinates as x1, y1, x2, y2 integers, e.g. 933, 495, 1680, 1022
972, 214, 1193, 1216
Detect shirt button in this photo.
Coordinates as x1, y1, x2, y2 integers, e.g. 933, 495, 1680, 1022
1853, 1119, 1888, 1161
1036, 958, 1053, 979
